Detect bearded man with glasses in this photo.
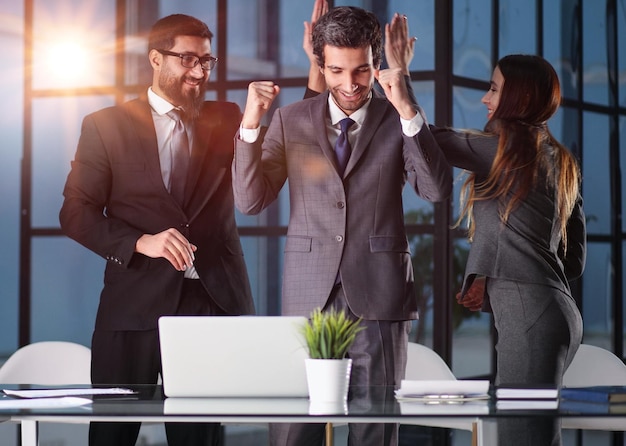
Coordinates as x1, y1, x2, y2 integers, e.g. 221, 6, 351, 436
60, 13, 254, 446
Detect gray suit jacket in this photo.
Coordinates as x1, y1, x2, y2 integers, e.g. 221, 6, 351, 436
429, 127, 586, 298
233, 91, 451, 321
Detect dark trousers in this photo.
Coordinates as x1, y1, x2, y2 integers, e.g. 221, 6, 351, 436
89, 279, 225, 446
269, 284, 411, 446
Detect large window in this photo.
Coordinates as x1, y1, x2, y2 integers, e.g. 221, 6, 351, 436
2, 0, 624, 403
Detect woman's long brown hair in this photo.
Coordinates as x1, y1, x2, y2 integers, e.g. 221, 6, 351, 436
459, 55, 581, 249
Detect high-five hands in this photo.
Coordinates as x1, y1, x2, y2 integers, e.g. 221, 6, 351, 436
303, 0, 328, 93
385, 12, 416, 75
303, 0, 328, 65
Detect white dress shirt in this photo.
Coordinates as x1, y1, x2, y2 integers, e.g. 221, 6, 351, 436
147, 87, 199, 279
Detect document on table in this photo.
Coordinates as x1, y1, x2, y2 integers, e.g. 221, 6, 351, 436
494, 386, 559, 410
496, 399, 559, 410
395, 380, 491, 402
2, 387, 136, 399
495, 387, 558, 399
0, 397, 93, 409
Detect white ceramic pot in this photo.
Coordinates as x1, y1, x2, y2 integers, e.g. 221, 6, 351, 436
305, 358, 352, 404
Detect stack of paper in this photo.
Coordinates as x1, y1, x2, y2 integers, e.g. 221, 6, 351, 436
495, 387, 558, 400
2, 388, 136, 399
0, 397, 92, 409
495, 386, 559, 410
395, 380, 490, 415
395, 380, 490, 402
0, 387, 136, 410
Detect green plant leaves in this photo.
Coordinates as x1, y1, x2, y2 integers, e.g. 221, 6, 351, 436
303, 307, 365, 359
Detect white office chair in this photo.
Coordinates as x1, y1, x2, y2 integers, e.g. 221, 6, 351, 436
0, 341, 168, 445
561, 343, 626, 431
0, 341, 92, 445
401, 342, 478, 443
405, 341, 457, 381
0, 341, 91, 384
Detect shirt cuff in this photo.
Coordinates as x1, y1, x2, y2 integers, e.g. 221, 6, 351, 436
400, 111, 424, 137
239, 125, 261, 143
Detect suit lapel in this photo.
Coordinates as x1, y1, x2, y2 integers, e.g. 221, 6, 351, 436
125, 99, 170, 196
187, 115, 215, 202
184, 105, 226, 217
310, 92, 343, 174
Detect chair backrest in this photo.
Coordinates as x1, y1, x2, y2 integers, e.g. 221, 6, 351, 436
405, 342, 457, 381
563, 344, 626, 387
0, 341, 91, 385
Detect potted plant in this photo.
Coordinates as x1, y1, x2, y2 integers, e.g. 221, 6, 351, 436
302, 307, 364, 404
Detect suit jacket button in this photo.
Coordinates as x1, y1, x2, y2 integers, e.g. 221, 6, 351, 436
335, 235, 344, 243
337, 201, 345, 209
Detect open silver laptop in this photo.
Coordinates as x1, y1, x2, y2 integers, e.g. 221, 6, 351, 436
158, 315, 309, 398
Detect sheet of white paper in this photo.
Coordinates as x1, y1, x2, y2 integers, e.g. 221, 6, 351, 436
495, 387, 558, 399
496, 399, 559, 410
395, 380, 490, 400
3, 388, 136, 399
0, 397, 92, 409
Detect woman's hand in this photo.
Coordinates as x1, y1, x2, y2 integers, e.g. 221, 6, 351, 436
456, 277, 485, 311
303, 0, 328, 93
385, 13, 416, 75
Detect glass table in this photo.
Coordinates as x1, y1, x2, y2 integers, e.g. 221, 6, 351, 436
1, 384, 622, 446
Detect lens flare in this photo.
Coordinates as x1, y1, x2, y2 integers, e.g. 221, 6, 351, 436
43, 39, 89, 85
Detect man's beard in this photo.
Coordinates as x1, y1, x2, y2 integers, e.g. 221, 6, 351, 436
159, 75, 207, 120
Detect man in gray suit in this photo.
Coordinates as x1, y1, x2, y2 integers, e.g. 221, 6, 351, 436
233, 6, 451, 446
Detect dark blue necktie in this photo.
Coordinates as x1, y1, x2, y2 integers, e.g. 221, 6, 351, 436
167, 109, 190, 205
335, 118, 355, 175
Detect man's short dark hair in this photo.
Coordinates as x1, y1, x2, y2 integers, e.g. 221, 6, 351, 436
312, 6, 382, 68
148, 14, 213, 52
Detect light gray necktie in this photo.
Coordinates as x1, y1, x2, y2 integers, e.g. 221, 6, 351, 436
167, 109, 190, 205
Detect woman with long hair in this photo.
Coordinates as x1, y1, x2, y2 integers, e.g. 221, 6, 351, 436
431, 54, 585, 445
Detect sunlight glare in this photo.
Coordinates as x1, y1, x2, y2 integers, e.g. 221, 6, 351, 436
44, 39, 90, 85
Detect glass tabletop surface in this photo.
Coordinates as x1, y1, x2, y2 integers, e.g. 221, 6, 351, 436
0, 385, 621, 420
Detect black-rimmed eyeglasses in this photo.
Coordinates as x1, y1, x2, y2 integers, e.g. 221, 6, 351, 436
157, 49, 218, 71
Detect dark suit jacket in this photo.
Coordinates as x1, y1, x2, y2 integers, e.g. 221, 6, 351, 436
427, 127, 586, 298
60, 97, 255, 331
233, 90, 451, 321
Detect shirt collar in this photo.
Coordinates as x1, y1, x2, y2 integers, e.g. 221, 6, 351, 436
327, 91, 371, 128
147, 87, 177, 115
